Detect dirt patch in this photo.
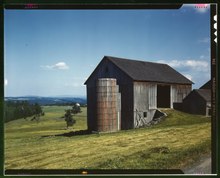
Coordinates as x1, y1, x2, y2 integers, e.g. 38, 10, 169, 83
183, 153, 211, 174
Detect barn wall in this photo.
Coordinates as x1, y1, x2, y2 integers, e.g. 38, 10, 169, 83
133, 82, 157, 110
171, 84, 192, 108
120, 84, 134, 129
86, 58, 134, 131
133, 82, 192, 128
182, 91, 206, 115
148, 84, 157, 109
133, 82, 157, 128
206, 102, 211, 116
86, 86, 97, 131
86, 58, 133, 87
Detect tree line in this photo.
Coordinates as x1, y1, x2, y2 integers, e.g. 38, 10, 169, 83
45, 102, 87, 107
4, 101, 44, 123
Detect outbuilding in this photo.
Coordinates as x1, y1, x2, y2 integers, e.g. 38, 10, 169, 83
84, 56, 193, 132
200, 80, 211, 90
181, 80, 211, 116
182, 89, 211, 116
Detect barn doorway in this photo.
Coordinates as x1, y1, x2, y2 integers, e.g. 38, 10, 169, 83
157, 85, 170, 108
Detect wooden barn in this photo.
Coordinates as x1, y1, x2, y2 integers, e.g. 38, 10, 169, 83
181, 80, 211, 116
84, 56, 193, 132
182, 89, 211, 116
200, 80, 211, 90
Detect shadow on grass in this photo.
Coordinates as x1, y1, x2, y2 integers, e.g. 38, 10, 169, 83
42, 129, 92, 138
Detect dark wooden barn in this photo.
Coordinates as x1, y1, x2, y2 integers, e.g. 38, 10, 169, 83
179, 80, 211, 116
200, 80, 211, 89
84, 56, 193, 132
182, 89, 211, 116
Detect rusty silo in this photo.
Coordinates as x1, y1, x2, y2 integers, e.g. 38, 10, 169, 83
96, 78, 120, 132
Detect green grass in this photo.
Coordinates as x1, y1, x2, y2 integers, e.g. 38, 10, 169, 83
4, 107, 211, 170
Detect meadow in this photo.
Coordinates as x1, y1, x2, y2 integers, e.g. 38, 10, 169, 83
4, 106, 211, 170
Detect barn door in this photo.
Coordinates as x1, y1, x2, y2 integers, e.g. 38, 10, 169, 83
157, 85, 171, 108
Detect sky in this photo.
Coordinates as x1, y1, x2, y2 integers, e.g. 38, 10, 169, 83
4, 4, 211, 97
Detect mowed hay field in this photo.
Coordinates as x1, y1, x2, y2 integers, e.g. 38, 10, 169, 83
5, 106, 211, 170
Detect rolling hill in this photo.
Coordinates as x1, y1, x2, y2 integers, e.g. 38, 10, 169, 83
4, 96, 87, 105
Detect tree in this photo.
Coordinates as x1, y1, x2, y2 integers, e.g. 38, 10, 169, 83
4, 101, 44, 123
71, 103, 81, 115
31, 103, 43, 122
64, 109, 76, 129
34, 103, 42, 115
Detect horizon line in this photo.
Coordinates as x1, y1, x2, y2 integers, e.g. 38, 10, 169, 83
4, 95, 87, 98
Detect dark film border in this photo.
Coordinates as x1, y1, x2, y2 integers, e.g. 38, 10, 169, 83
2, 2, 218, 176
211, 3, 218, 175
4, 4, 183, 10
5, 169, 184, 175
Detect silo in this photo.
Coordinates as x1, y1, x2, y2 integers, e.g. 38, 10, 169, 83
96, 78, 119, 132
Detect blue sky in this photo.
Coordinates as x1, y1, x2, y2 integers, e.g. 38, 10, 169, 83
4, 4, 210, 97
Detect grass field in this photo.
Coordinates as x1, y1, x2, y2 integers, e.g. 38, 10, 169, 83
4, 106, 211, 170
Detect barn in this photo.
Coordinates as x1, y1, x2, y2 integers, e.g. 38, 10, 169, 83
84, 56, 193, 132
182, 89, 211, 116
181, 80, 211, 116
200, 80, 211, 90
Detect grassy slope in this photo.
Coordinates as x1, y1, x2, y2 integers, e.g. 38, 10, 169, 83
4, 107, 211, 169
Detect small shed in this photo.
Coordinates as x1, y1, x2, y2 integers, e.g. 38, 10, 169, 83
84, 56, 193, 132
200, 80, 211, 89
182, 89, 211, 116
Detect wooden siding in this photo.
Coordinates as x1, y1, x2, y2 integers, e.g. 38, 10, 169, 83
86, 58, 133, 87
86, 86, 97, 131
182, 91, 207, 115
206, 101, 211, 116
133, 82, 157, 110
133, 82, 157, 128
134, 82, 191, 110
170, 84, 192, 108
149, 84, 157, 109
133, 82, 192, 128
86, 58, 134, 131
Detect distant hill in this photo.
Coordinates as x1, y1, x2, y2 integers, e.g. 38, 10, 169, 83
4, 96, 87, 106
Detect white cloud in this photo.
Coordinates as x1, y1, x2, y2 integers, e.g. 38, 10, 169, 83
4, 79, 8, 86
157, 59, 209, 71
157, 59, 210, 88
41, 62, 69, 70
53, 62, 69, 70
185, 60, 208, 69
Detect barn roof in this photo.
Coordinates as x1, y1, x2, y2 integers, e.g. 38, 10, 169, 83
194, 89, 211, 102
85, 56, 193, 85
200, 80, 211, 89
106, 56, 193, 84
